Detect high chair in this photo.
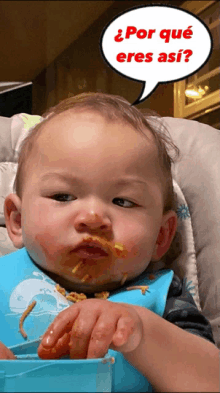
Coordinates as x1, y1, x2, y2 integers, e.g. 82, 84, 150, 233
0, 113, 219, 392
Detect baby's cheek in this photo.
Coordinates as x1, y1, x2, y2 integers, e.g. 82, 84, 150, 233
120, 240, 140, 259
35, 233, 62, 262
112, 241, 140, 273
26, 233, 65, 272
119, 239, 153, 274
128, 242, 140, 258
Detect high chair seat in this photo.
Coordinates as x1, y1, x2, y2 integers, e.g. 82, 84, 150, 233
0, 113, 219, 351
164, 117, 220, 350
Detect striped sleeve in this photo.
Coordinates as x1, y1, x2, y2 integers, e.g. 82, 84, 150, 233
163, 274, 215, 344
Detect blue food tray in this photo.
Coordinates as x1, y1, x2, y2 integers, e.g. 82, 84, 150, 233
0, 339, 113, 392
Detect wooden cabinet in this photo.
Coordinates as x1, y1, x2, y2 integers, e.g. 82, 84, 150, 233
174, 1, 219, 129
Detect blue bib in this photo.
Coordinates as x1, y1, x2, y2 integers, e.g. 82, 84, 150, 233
0, 248, 173, 392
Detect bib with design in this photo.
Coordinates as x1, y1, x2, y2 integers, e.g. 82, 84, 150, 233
0, 248, 173, 392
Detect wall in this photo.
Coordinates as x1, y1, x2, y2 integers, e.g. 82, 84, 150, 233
32, 0, 184, 117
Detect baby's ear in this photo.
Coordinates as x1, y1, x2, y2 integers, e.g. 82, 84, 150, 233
152, 210, 177, 261
4, 193, 24, 249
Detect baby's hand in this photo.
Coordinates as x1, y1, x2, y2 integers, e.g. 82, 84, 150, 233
38, 299, 143, 359
0, 341, 16, 360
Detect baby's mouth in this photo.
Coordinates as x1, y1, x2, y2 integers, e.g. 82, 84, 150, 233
71, 237, 111, 260
72, 245, 109, 259
72, 236, 128, 259
69, 236, 128, 284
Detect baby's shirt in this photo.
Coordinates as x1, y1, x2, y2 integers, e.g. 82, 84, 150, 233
163, 274, 215, 344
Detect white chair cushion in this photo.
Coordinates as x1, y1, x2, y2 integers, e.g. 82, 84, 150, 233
163, 117, 220, 348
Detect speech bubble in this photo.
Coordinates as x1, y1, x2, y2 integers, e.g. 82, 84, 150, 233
100, 5, 213, 105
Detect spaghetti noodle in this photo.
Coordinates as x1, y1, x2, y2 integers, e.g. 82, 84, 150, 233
126, 285, 150, 295
19, 300, 37, 339
94, 291, 110, 299
55, 284, 66, 296
120, 273, 128, 285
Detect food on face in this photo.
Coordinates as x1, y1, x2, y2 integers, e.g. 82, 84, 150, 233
94, 291, 110, 299
126, 285, 150, 295
55, 284, 66, 296
120, 273, 128, 285
81, 237, 128, 258
19, 300, 37, 339
66, 292, 87, 303
80, 274, 91, 283
70, 236, 128, 285
83, 235, 109, 249
112, 242, 128, 258
72, 260, 85, 274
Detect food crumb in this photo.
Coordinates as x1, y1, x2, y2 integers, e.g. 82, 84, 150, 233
101, 356, 115, 364
66, 292, 87, 303
94, 291, 110, 300
120, 273, 128, 285
55, 284, 66, 296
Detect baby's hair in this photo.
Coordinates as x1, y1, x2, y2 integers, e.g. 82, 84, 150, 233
13, 92, 181, 264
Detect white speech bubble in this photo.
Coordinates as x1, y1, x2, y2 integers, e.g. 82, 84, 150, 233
100, 5, 212, 105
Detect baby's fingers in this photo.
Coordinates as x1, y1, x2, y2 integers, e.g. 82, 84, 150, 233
87, 315, 118, 359
38, 332, 71, 359
111, 315, 142, 353
39, 305, 80, 350
0, 342, 17, 360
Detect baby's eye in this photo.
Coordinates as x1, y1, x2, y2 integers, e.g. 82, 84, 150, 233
113, 198, 137, 208
50, 194, 75, 202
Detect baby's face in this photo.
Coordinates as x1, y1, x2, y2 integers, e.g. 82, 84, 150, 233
20, 110, 165, 293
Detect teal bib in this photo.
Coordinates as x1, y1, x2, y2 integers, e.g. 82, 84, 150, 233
0, 248, 173, 392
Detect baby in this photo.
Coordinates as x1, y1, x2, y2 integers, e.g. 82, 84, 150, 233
0, 93, 218, 392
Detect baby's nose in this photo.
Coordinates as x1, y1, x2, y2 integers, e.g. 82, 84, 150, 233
74, 211, 112, 232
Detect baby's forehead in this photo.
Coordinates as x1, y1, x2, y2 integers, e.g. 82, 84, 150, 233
34, 110, 159, 176
38, 108, 155, 145
23, 110, 164, 201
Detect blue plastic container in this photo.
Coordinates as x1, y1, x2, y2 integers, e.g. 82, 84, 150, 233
0, 339, 113, 392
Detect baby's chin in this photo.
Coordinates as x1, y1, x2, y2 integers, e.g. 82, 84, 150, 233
69, 280, 123, 294
44, 269, 124, 294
